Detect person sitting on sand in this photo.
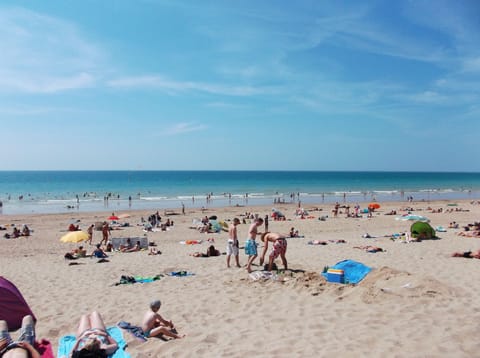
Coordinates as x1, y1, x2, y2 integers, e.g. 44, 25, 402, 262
259, 232, 288, 271
0, 315, 40, 358
141, 300, 185, 340
451, 249, 480, 259
12, 227, 21, 238
148, 247, 161, 255
119, 238, 132, 251
92, 244, 108, 258
354, 245, 384, 253
69, 223, 80, 232
448, 221, 459, 229
289, 227, 299, 238
21, 225, 31, 237
69, 311, 118, 357
121, 240, 141, 253
73, 246, 87, 258
191, 245, 220, 257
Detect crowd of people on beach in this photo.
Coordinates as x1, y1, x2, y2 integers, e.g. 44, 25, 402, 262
5, 197, 480, 358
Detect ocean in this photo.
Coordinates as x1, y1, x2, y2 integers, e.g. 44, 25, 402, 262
0, 171, 479, 215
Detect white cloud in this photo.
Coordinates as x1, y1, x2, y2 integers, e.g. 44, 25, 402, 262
0, 72, 94, 94
0, 7, 103, 93
163, 122, 207, 135
462, 57, 480, 73
108, 75, 273, 96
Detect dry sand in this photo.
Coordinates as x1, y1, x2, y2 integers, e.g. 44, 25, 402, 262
1, 199, 480, 357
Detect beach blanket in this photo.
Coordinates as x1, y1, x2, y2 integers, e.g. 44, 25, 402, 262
168, 271, 195, 277
114, 274, 163, 285
322, 259, 372, 284
396, 214, 430, 222
57, 326, 130, 358
179, 240, 202, 245
117, 321, 147, 342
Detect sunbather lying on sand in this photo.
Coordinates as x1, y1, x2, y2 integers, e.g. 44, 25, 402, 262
121, 240, 141, 252
307, 240, 327, 245
354, 245, 384, 253
457, 230, 480, 237
451, 250, 480, 259
190, 245, 220, 257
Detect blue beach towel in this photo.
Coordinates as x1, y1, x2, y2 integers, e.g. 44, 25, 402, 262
168, 271, 195, 277
57, 326, 130, 358
117, 321, 147, 342
322, 259, 372, 284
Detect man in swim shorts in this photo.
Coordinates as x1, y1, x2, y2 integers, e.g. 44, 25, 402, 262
245, 217, 263, 273
259, 232, 288, 271
226, 218, 241, 268
141, 300, 184, 339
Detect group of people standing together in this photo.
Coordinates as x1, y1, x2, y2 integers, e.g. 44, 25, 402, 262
226, 216, 288, 273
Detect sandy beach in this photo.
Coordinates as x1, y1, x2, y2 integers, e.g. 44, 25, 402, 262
1, 199, 480, 357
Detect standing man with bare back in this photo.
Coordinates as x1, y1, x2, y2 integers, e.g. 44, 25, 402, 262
245, 217, 263, 273
226, 218, 241, 268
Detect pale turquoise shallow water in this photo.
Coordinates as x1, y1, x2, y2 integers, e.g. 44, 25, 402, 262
0, 171, 479, 215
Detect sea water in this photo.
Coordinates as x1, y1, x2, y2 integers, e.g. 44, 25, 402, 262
0, 171, 479, 215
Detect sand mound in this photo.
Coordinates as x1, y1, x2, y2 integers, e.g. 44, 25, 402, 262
356, 266, 459, 304
240, 266, 459, 305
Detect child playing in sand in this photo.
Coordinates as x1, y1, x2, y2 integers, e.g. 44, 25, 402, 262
141, 300, 184, 340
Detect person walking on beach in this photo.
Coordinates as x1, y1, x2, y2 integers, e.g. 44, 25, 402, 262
87, 224, 94, 245
264, 214, 269, 232
226, 218, 241, 268
245, 217, 263, 273
100, 222, 110, 246
259, 232, 288, 271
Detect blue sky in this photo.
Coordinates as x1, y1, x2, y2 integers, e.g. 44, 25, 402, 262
0, 0, 479, 171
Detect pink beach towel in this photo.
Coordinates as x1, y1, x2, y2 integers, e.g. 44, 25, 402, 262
35, 339, 55, 358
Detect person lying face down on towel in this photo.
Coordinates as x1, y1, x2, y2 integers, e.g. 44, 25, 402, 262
353, 245, 384, 253
451, 249, 480, 259
259, 232, 288, 272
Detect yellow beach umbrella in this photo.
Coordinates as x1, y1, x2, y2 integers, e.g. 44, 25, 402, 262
60, 231, 89, 243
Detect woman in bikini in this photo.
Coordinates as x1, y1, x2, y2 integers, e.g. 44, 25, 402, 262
70, 311, 118, 358
259, 232, 288, 271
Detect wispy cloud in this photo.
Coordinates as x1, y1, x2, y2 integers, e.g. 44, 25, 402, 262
163, 122, 207, 135
108, 75, 274, 97
0, 72, 94, 94
0, 7, 103, 93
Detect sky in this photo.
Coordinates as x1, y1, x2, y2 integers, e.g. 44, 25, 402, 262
0, 0, 479, 172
